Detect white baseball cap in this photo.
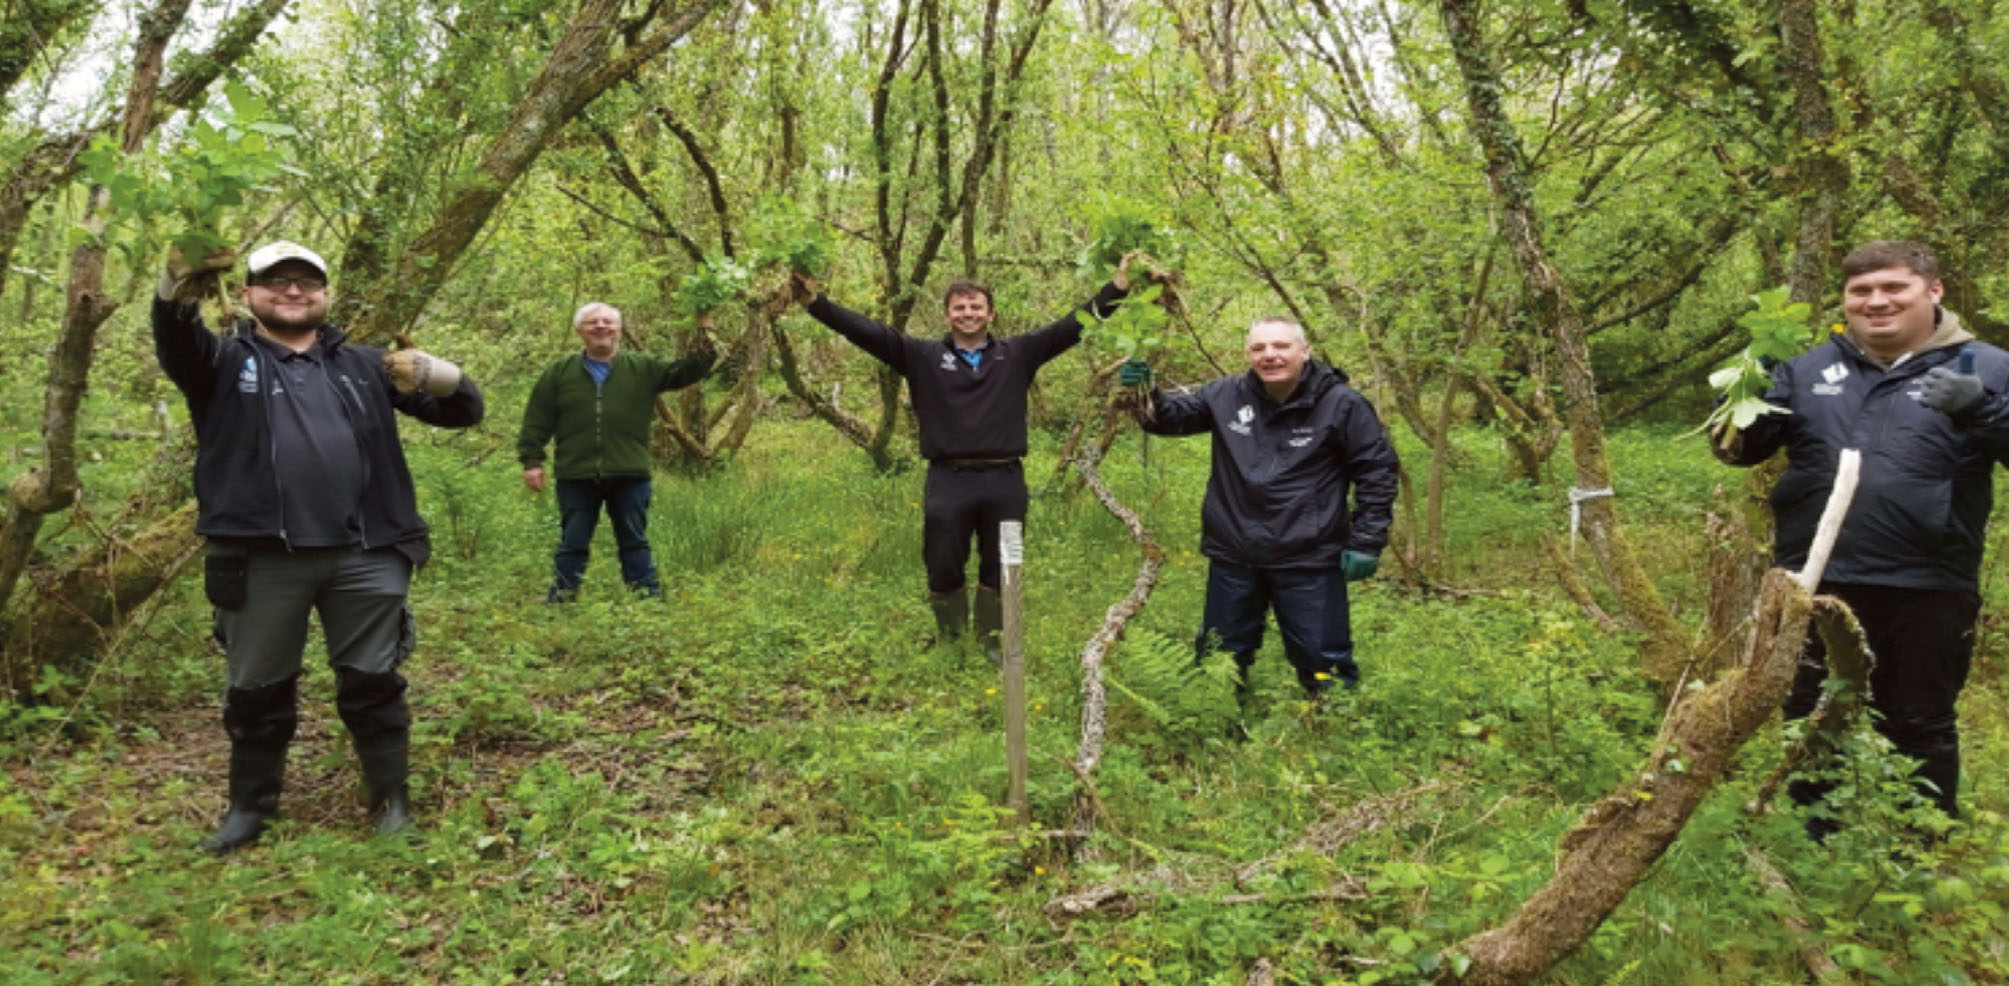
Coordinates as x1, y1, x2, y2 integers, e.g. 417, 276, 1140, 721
245, 241, 329, 278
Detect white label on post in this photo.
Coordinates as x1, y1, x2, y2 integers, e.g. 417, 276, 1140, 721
1000, 521, 1024, 566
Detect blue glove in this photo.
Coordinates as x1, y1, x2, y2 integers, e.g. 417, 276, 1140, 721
1118, 358, 1151, 388
1919, 355, 1984, 415
1340, 550, 1380, 582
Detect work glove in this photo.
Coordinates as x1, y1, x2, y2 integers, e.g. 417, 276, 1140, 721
384, 349, 464, 397
157, 245, 236, 304
1920, 367, 1984, 414
1919, 350, 1983, 415
1117, 358, 1151, 388
1340, 549, 1380, 582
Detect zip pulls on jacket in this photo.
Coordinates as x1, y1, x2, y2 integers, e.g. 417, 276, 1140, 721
336, 371, 376, 548
246, 340, 292, 550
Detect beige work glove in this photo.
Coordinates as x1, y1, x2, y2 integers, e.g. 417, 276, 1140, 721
384, 348, 464, 397
157, 245, 236, 304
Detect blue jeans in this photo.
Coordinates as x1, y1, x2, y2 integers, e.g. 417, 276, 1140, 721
553, 477, 657, 594
1198, 561, 1356, 694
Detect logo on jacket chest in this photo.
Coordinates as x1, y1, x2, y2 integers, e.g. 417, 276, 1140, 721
1811, 362, 1848, 396
1228, 404, 1254, 436
238, 357, 259, 394
940, 352, 959, 372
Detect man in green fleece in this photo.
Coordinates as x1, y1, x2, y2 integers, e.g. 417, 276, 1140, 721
517, 302, 715, 601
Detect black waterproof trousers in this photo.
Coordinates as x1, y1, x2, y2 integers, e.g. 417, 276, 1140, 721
1786, 582, 1979, 818
921, 460, 1026, 593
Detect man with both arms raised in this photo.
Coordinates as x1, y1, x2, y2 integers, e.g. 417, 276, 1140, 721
791, 265, 1132, 661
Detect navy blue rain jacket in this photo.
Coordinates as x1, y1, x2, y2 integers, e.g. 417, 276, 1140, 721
152, 297, 485, 566
1143, 361, 1399, 569
1722, 314, 2009, 590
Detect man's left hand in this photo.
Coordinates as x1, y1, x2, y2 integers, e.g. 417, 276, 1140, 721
1920, 364, 1985, 415
1340, 550, 1380, 582
385, 349, 464, 397
1114, 251, 1137, 292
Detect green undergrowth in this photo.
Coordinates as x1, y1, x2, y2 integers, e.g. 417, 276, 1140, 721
3, 418, 2007, 984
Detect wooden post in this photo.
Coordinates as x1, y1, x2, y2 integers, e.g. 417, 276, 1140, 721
1000, 520, 1030, 824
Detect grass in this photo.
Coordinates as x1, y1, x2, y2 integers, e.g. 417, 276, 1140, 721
3, 415, 2007, 984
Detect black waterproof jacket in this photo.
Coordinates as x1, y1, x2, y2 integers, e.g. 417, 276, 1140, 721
804, 285, 1124, 461
1143, 361, 1399, 569
1722, 314, 2009, 590
152, 297, 485, 566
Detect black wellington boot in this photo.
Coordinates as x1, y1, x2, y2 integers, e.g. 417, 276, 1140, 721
974, 586, 1004, 667
928, 589, 969, 644
359, 744, 414, 837
200, 676, 299, 854
337, 668, 416, 838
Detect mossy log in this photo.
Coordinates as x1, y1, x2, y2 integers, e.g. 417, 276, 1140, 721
1443, 567, 1812, 985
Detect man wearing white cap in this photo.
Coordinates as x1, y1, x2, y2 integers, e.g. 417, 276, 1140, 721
154, 240, 485, 852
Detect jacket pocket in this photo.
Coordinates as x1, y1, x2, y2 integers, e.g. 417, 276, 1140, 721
204, 550, 250, 610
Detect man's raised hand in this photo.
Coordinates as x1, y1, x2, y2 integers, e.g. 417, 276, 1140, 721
789, 271, 820, 305
158, 245, 236, 304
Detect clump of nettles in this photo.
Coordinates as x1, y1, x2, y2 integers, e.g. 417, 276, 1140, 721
745, 196, 834, 280
674, 197, 831, 325
1076, 195, 1183, 282
1077, 197, 1183, 418
1700, 287, 1815, 446
80, 80, 299, 289
674, 253, 755, 320
1079, 284, 1169, 419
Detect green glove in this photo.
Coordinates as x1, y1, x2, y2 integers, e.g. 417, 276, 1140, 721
1340, 550, 1379, 582
1118, 358, 1151, 388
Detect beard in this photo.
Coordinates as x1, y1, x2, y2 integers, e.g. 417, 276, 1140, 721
250, 300, 326, 338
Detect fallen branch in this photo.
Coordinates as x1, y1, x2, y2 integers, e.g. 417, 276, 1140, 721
1043, 878, 1369, 922
1236, 781, 1445, 888
1067, 454, 1167, 857
1442, 450, 1862, 986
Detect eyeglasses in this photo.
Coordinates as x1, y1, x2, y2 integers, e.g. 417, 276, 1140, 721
250, 274, 327, 292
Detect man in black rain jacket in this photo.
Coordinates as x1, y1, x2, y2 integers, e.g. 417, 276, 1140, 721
154, 240, 484, 852
1127, 315, 1399, 700
1717, 240, 2009, 829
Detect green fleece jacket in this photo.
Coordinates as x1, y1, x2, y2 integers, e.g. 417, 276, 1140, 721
516, 350, 715, 479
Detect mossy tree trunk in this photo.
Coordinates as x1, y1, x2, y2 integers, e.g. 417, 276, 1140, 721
0, 0, 210, 700
1436, 0, 1685, 675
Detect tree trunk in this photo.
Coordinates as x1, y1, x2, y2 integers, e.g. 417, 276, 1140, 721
1778, 0, 1847, 308
342, 0, 723, 344
0, 0, 201, 698
0, 0, 291, 298
1437, 0, 1684, 675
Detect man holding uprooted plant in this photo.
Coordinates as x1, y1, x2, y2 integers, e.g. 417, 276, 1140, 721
154, 240, 485, 853
789, 265, 1132, 663
1121, 317, 1398, 706
515, 302, 716, 602
1714, 240, 2006, 834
